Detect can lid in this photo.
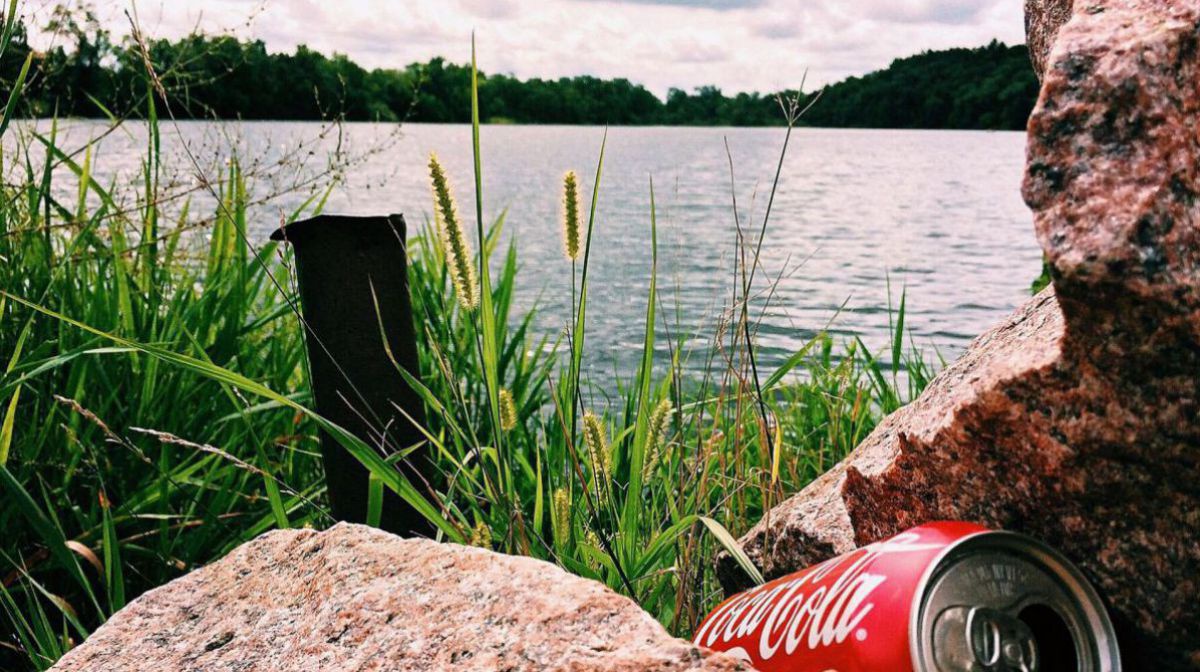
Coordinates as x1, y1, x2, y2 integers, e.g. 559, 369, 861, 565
910, 530, 1120, 672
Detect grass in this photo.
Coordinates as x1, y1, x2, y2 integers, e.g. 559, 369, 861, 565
0, 30, 936, 671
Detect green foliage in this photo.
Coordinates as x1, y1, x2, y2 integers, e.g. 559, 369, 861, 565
801, 40, 1040, 131
2, 8, 1036, 129
0, 136, 327, 670
1031, 256, 1053, 294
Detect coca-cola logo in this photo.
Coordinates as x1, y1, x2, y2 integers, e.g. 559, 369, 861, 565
694, 532, 942, 662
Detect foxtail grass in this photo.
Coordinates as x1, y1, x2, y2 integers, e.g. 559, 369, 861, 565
429, 152, 479, 311
582, 411, 611, 478
498, 388, 517, 432
642, 398, 672, 480
562, 170, 581, 260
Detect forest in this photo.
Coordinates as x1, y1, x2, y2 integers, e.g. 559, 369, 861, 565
3, 7, 1039, 129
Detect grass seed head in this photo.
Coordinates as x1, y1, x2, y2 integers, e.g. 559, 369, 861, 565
582, 411, 610, 477
562, 170, 581, 261
499, 388, 518, 432
429, 152, 478, 311
552, 488, 571, 542
642, 398, 673, 481
583, 527, 604, 572
469, 519, 491, 548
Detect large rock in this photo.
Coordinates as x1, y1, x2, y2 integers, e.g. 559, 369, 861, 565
719, 1, 1200, 668
52, 524, 745, 671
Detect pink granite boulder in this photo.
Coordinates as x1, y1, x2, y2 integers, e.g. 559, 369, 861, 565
51, 524, 746, 671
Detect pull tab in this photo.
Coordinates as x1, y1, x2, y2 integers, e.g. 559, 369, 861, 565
934, 606, 1039, 672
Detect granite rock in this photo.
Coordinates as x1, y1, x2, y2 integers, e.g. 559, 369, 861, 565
1024, 0, 1074, 80
720, 1, 1200, 668
51, 524, 746, 671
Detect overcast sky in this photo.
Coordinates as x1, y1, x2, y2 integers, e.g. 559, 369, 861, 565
26, 0, 1025, 97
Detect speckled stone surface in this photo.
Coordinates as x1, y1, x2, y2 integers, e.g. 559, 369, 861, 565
720, 1, 1200, 669
1024, 0, 1073, 81
50, 524, 746, 671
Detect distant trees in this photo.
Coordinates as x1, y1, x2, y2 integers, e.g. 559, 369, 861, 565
800, 40, 1040, 130
1, 6, 1038, 129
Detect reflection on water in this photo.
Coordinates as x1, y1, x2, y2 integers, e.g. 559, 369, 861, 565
11, 120, 1041, 381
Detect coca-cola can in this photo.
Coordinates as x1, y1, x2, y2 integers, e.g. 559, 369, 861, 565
694, 521, 1120, 671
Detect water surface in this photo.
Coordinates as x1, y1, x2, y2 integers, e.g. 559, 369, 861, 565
13, 121, 1042, 380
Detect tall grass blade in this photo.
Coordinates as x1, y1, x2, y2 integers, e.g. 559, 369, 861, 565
699, 516, 764, 586
366, 473, 384, 528
0, 51, 31, 138
567, 130, 607, 443
99, 495, 124, 612
0, 0, 20, 57
0, 320, 29, 466
891, 283, 907, 390
469, 34, 507, 496
140, 75, 160, 292
619, 177, 658, 547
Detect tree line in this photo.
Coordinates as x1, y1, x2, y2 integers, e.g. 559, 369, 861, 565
3, 6, 1038, 130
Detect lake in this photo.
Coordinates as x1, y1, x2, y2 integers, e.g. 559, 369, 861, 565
13, 120, 1041, 380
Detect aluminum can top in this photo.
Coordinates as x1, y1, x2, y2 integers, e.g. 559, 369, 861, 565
694, 522, 1120, 672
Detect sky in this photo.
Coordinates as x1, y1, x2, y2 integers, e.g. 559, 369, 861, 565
25, 0, 1025, 97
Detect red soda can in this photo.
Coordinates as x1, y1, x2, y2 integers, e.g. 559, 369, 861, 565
694, 522, 1120, 671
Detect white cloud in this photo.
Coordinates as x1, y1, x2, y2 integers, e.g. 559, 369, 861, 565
573, 0, 767, 9
22, 0, 1025, 97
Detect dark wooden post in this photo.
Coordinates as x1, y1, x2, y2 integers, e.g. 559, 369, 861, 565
271, 214, 435, 536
